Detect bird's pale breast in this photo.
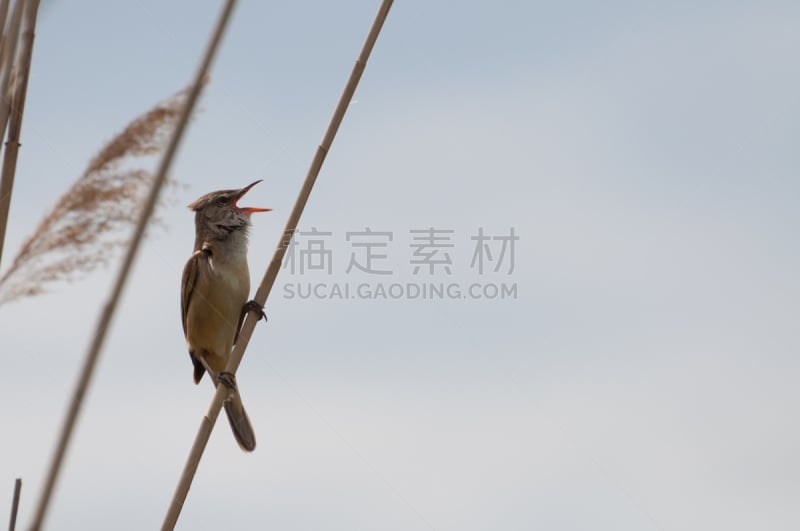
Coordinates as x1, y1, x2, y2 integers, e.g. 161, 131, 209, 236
185, 251, 250, 372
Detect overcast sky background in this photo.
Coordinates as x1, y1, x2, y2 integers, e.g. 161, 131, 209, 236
1, 0, 798, 529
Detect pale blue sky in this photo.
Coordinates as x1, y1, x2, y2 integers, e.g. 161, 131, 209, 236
1, 1, 799, 530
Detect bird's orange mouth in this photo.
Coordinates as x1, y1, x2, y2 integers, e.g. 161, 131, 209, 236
233, 180, 272, 214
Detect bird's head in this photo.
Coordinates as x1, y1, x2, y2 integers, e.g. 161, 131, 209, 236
188, 180, 271, 240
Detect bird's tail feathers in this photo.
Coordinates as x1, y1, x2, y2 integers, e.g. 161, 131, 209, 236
223, 390, 256, 452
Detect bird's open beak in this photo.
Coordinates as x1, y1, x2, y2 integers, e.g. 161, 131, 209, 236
233, 180, 272, 214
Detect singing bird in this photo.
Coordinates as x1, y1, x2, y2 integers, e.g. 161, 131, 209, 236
181, 180, 270, 451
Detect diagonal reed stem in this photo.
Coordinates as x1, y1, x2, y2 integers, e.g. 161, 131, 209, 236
161, 1, 394, 529
28, 1, 238, 529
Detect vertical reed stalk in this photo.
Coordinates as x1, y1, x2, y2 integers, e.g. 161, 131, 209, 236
0, 0, 38, 268
0, 0, 11, 61
7, 479, 21, 531
0, 0, 24, 137
0, 0, 25, 268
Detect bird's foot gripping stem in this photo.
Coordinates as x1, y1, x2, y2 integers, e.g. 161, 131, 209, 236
218, 371, 237, 391
234, 299, 267, 345
243, 299, 267, 322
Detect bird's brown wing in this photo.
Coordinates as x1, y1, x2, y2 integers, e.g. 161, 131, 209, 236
181, 250, 201, 337
181, 250, 207, 383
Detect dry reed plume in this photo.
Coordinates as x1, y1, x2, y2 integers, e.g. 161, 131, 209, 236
0, 84, 198, 304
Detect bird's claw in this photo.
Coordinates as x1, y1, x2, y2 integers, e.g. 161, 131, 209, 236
234, 300, 266, 345
243, 299, 267, 322
218, 371, 237, 390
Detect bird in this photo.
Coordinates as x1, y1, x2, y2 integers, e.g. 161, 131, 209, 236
180, 180, 271, 452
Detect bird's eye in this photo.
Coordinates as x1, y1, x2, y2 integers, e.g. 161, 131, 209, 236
215, 197, 228, 206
